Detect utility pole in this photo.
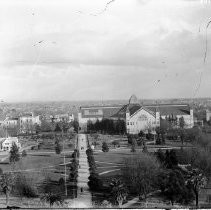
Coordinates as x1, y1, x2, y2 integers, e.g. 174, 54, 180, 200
61, 122, 67, 196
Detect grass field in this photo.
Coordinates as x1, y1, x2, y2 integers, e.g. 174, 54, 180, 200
94, 150, 136, 178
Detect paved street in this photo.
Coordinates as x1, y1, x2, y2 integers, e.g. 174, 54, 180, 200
68, 134, 92, 208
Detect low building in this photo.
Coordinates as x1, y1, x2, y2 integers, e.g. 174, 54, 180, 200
78, 105, 123, 130
206, 109, 211, 122
124, 103, 194, 134
3, 117, 19, 128
78, 95, 194, 134
54, 113, 74, 123
19, 113, 41, 134
1, 137, 21, 151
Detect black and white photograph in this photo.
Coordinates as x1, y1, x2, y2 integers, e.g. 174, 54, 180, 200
0, 0, 211, 208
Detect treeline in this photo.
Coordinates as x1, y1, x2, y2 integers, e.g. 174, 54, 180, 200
34, 120, 79, 134
87, 118, 126, 135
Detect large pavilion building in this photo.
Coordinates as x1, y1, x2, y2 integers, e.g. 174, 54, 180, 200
78, 95, 194, 134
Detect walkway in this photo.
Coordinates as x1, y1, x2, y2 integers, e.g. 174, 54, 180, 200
68, 134, 92, 208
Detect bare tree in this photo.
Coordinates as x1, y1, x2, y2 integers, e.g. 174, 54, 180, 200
123, 153, 160, 202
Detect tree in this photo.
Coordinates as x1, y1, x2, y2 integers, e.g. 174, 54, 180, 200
164, 150, 178, 169
156, 149, 166, 164
142, 142, 148, 153
164, 169, 193, 205
14, 173, 37, 198
54, 123, 62, 132
9, 142, 20, 165
179, 116, 185, 129
41, 192, 63, 207
123, 153, 160, 202
34, 124, 41, 134
55, 140, 62, 155
110, 178, 127, 207
127, 134, 133, 144
71, 120, 79, 133
159, 118, 169, 144
112, 140, 120, 148
21, 150, 27, 157
40, 120, 52, 132
0, 173, 14, 206
102, 142, 109, 152
187, 169, 207, 208
179, 117, 185, 145
88, 172, 102, 191
138, 130, 145, 138
131, 139, 137, 152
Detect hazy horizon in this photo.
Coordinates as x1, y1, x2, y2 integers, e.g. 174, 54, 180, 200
2, 97, 211, 104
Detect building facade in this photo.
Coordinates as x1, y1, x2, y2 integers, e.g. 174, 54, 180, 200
78, 95, 194, 134
19, 113, 41, 134
1, 137, 21, 151
125, 103, 194, 134
3, 117, 19, 128
78, 105, 123, 130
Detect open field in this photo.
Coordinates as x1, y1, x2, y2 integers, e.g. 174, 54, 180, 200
0, 152, 73, 183
94, 150, 135, 180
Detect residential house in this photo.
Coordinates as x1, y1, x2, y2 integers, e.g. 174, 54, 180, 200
1, 137, 21, 151
19, 113, 41, 134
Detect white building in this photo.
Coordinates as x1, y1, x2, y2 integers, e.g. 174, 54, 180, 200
125, 103, 194, 134
53, 113, 74, 123
1, 137, 21, 151
206, 109, 211, 122
19, 113, 41, 134
3, 117, 19, 128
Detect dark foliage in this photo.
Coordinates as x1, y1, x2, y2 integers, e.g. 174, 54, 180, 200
21, 150, 27, 157
55, 139, 62, 154
9, 143, 20, 164
102, 142, 109, 152
155, 149, 178, 169
87, 118, 126, 135
160, 169, 194, 205
86, 148, 102, 191
14, 174, 37, 198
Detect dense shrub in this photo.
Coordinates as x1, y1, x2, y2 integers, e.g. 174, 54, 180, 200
87, 118, 126, 135
88, 173, 103, 191
14, 174, 37, 198
111, 140, 120, 148
102, 142, 109, 152
22, 150, 27, 157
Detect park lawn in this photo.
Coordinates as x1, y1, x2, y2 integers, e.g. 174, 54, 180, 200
94, 150, 135, 164
0, 152, 72, 184
94, 150, 136, 175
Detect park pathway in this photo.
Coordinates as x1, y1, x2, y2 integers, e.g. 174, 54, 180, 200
68, 134, 92, 208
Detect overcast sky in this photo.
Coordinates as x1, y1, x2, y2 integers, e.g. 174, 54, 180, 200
0, 0, 211, 102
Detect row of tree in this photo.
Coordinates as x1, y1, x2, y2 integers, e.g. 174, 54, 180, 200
87, 118, 126, 135
86, 147, 102, 191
